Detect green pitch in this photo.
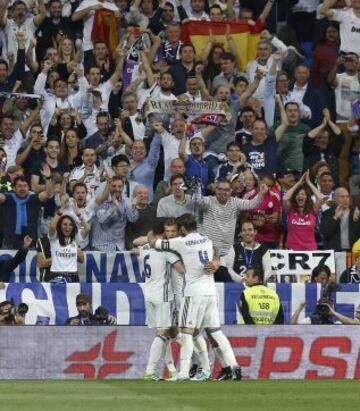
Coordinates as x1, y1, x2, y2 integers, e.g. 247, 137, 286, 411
0, 380, 358, 411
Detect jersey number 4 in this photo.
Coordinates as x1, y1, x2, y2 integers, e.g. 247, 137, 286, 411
143, 255, 152, 279
198, 250, 209, 264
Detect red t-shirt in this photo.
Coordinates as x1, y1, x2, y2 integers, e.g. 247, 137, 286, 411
247, 190, 281, 243
285, 210, 317, 251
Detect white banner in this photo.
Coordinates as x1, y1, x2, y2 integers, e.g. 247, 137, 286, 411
0, 326, 360, 379
0, 250, 339, 283
270, 250, 336, 282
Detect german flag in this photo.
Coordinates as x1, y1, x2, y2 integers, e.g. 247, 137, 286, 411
181, 20, 262, 71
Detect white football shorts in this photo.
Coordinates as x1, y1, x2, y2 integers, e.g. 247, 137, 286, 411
145, 300, 176, 329
179, 295, 220, 329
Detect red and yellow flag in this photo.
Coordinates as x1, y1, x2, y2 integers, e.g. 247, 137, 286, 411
181, 21, 262, 71
91, 9, 120, 56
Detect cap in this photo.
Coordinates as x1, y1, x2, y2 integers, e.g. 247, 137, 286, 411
76, 293, 91, 305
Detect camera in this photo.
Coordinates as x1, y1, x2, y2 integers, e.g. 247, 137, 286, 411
310, 283, 341, 325
94, 306, 116, 325
0, 299, 28, 325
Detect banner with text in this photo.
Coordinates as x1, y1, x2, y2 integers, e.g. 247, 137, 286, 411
270, 249, 336, 282
0, 250, 339, 283
1, 283, 360, 325
1, 325, 360, 379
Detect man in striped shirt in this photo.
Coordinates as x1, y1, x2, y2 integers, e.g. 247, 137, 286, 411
192, 178, 269, 259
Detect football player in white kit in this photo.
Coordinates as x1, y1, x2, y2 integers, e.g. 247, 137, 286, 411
154, 214, 241, 381
163, 218, 211, 380
138, 219, 185, 381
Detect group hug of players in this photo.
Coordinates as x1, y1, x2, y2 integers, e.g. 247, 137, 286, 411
134, 214, 243, 382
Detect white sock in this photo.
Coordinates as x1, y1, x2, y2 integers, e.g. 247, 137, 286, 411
193, 334, 210, 373
179, 333, 194, 378
164, 341, 177, 373
210, 330, 238, 368
146, 335, 167, 374
213, 346, 226, 368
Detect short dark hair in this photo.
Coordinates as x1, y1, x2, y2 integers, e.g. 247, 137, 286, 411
226, 141, 241, 151
164, 217, 178, 228
170, 173, 184, 185
180, 43, 195, 54
111, 154, 130, 167
177, 213, 197, 231
153, 218, 166, 236
240, 106, 255, 116
241, 220, 256, 230
247, 266, 264, 283
220, 52, 236, 62
259, 173, 275, 183
234, 76, 249, 87
164, 2, 174, 10
285, 101, 300, 110
311, 264, 331, 282
72, 182, 88, 193
13, 176, 27, 187
86, 65, 101, 75
96, 111, 109, 121
0, 114, 14, 124
0, 59, 9, 70
210, 4, 222, 12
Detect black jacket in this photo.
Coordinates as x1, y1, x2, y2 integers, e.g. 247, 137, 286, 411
320, 206, 360, 251
0, 247, 29, 282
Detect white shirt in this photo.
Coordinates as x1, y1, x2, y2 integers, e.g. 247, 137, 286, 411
139, 243, 180, 302
332, 8, 360, 55
159, 130, 185, 180
85, 78, 114, 110
129, 113, 146, 141
34, 72, 87, 135
49, 235, 78, 273
335, 72, 360, 121
246, 37, 288, 103
188, 10, 210, 21
155, 232, 216, 297
69, 164, 101, 200
184, 91, 202, 102
293, 0, 319, 13
75, 0, 119, 51
3, 129, 23, 168
5, 17, 36, 65
292, 82, 308, 102
62, 197, 98, 249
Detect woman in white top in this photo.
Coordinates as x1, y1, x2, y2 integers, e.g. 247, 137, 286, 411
48, 214, 84, 282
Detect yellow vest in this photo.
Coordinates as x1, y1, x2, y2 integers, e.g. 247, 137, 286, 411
240, 285, 281, 325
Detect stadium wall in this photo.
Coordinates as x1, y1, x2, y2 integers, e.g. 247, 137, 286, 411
0, 325, 359, 380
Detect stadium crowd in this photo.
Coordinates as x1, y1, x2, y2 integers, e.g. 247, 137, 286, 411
0, 0, 360, 288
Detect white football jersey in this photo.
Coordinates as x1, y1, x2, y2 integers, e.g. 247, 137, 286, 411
139, 244, 180, 302
155, 233, 216, 297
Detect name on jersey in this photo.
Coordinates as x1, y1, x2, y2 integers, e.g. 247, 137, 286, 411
185, 237, 208, 246
55, 250, 77, 258
351, 26, 360, 33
